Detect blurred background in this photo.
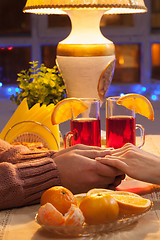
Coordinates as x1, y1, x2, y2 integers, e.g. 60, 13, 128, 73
0, 0, 160, 136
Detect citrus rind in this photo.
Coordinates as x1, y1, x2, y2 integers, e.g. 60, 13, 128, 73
51, 98, 88, 125
117, 93, 154, 121
97, 59, 116, 102
86, 188, 152, 215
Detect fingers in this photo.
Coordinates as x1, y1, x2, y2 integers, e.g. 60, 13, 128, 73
74, 148, 112, 159
55, 144, 112, 157
70, 144, 104, 151
89, 174, 121, 189
96, 160, 124, 177
110, 143, 138, 157
107, 174, 126, 190
96, 155, 128, 172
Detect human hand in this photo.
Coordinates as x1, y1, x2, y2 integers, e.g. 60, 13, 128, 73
55, 144, 113, 157
53, 144, 124, 194
96, 143, 160, 185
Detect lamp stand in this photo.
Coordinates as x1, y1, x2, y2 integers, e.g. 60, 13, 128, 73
56, 9, 116, 100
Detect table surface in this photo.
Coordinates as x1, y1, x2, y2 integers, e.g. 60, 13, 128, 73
1, 134, 160, 240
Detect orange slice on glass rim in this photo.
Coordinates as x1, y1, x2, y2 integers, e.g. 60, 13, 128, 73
117, 93, 154, 121
51, 98, 88, 125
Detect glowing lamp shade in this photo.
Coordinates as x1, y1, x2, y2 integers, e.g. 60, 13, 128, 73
23, 0, 147, 101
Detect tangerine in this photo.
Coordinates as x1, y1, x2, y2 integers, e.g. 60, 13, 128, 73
40, 186, 77, 215
86, 188, 152, 216
79, 193, 119, 225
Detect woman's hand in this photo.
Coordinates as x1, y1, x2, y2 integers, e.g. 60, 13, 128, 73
96, 143, 160, 185
53, 144, 124, 194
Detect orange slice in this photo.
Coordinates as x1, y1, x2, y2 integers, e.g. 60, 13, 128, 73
51, 98, 88, 125
86, 188, 140, 198
110, 194, 152, 215
74, 193, 86, 207
117, 94, 154, 120
86, 188, 113, 196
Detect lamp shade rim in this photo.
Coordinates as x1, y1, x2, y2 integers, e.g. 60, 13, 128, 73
23, 4, 147, 14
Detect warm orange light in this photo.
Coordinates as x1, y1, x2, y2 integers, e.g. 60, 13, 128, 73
152, 44, 160, 66
23, 0, 147, 99
119, 56, 124, 65
23, 0, 147, 15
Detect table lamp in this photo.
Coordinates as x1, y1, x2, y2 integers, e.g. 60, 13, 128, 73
23, 0, 147, 102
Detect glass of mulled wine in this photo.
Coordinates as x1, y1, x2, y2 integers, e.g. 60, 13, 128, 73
106, 96, 145, 149
65, 98, 101, 147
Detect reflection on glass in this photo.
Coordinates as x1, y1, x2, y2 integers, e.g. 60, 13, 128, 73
151, 43, 160, 80
0, 0, 30, 35
112, 44, 140, 83
0, 47, 31, 84
151, 0, 160, 29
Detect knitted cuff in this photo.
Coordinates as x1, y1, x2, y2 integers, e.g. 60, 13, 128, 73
17, 158, 61, 206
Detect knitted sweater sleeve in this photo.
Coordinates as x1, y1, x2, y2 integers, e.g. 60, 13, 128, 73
0, 139, 61, 210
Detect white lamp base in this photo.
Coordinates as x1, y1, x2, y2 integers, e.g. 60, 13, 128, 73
57, 55, 115, 99
56, 9, 116, 101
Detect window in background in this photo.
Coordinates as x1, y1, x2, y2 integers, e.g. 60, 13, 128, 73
41, 44, 140, 84
48, 15, 71, 28
101, 14, 133, 27
0, 0, 30, 35
48, 14, 133, 29
41, 45, 57, 68
0, 47, 31, 84
151, 0, 160, 30
113, 44, 140, 83
151, 43, 160, 79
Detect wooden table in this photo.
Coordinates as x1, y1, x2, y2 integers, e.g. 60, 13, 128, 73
1, 135, 160, 240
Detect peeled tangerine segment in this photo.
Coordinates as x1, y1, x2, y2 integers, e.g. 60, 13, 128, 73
64, 204, 85, 226
38, 203, 65, 226
97, 59, 116, 102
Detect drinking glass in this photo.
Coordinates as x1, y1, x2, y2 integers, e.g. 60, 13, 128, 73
106, 96, 145, 149
65, 98, 101, 147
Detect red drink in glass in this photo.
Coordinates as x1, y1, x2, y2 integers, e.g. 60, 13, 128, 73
106, 116, 135, 149
71, 118, 101, 146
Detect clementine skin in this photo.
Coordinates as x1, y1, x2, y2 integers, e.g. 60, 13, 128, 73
40, 186, 77, 215
79, 193, 119, 225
